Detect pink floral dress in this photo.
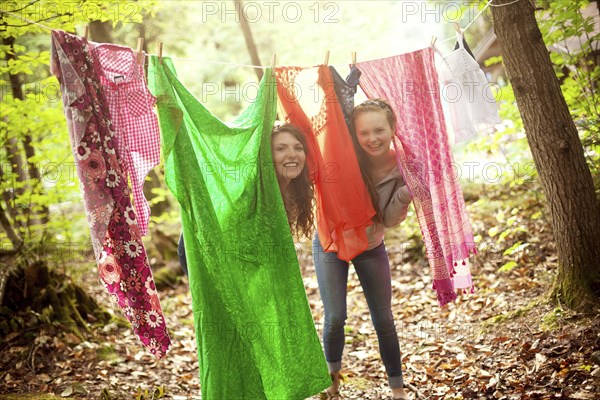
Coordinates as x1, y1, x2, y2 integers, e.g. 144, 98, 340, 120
50, 29, 170, 357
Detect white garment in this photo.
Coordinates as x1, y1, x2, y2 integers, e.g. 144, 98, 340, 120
436, 33, 502, 143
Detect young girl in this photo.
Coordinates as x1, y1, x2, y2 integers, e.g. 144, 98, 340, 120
314, 99, 412, 400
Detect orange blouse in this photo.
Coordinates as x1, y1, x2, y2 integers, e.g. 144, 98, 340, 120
275, 65, 375, 261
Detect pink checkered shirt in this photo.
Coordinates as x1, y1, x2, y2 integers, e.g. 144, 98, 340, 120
90, 42, 160, 236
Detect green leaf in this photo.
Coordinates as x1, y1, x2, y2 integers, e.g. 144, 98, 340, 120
503, 242, 528, 256
531, 211, 543, 219
499, 261, 518, 273
498, 229, 512, 242
484, 56, 503, 67
61, 386, 73, 397
153, 386, 166, 398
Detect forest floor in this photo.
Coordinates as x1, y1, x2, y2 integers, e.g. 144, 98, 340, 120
1, 185, 599, 400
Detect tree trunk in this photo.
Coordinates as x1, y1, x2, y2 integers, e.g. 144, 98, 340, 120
2, 36, 26, 205
491, 0, 600, 309
1, 142, 22, 226
235, 0, 263, 80
89, 20, 113, 43
0, 201, 22, 251
2, 36, 48, 226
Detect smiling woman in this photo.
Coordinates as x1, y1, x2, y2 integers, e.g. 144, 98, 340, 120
271, 123, 315, 238
177, 123, 315, 275
272, 126, 307, 183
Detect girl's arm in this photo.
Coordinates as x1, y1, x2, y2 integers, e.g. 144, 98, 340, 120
382, 185, 412, 228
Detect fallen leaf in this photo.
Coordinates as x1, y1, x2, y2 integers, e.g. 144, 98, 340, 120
61, 386, 73, 397
534, 353, 548, 372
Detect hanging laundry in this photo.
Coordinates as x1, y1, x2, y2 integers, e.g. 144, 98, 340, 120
88, 42, 161, 237
148, 57, 331, 399
50, 30, 170, 356
453, 36, 476, 59
275, 65, 375, 261
439, 32, 502, 143
356, 48, 475, 306
329, 65, 361, 129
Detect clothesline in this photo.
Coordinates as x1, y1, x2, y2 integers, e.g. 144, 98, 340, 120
1, 0, 521, 70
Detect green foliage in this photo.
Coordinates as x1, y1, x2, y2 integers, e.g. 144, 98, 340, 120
0, 1, 159, 267
537, 0, 600, 180
541, 306, 566, 330
459, 0, 599, 273
0, 395, 64, 400
499, 260, 518, 273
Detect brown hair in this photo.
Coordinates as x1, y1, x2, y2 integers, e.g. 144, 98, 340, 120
350, 99, 397, 224
272, 123, 315, 238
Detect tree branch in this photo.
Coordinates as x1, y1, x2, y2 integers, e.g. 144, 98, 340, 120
0, 12, 74, 28
9, 0, 41, 14
0, 161, 19, 227
0, 201, 23, 251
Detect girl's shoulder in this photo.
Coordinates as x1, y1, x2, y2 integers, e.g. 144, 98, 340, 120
374, 164, 400, 187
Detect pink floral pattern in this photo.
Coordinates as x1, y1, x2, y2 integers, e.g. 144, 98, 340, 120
51, 30, 171, 356
357, 48, 476, 306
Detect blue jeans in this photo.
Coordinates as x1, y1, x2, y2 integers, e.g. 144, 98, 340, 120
178, 233, 189, 276
312, 236, 403, 389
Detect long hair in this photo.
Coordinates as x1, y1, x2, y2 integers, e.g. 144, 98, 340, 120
350, 99, 398, 224
272, 123, 315, 238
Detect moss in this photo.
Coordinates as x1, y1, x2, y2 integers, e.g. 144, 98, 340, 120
481, 298, 542, 331
540, 306, 564, 330
153, 265, 180, 290
547, 273, 600, 312
96, 344, 120, 362
0, 394, 63, 400
110, 314, 131, 329
96, 344, 115, 356
1, 261, 111, 340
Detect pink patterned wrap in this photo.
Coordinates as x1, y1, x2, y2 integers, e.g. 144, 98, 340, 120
356, 48, 476, 306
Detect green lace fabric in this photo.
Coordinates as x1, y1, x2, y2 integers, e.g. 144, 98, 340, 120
148, 57, 330, 399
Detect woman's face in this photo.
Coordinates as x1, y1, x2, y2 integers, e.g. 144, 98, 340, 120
354, 110, 394, 159
272, 131, 306, 182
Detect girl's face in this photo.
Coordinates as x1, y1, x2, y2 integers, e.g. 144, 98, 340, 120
272, 131, 306, 182
354, 110, 394, 159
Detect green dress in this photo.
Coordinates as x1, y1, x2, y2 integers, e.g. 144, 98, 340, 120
148, 57, 331, 399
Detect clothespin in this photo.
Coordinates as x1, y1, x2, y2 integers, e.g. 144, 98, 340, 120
136, 37, 145, 66
454, 22, 461, 34
351, 51, 357, 65
157, 41, 163, 64
430, 36, 437, 46
324, 50, 330, 65
83, 25, 89, 39
270, 53, 276, 69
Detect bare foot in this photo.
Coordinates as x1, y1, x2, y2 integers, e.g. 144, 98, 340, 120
392, 387, 409, 399
326, 372, 341, 398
